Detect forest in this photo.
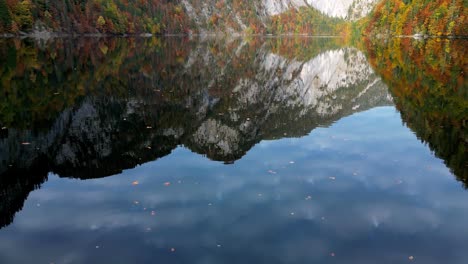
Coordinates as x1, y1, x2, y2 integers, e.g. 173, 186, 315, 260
0, 0, 190, 34
0, 0, 466, 36
269, 7, 351, 36
361, 0, 467, 37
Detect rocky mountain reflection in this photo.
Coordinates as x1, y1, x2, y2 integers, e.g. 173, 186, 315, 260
0, 36, 465, 231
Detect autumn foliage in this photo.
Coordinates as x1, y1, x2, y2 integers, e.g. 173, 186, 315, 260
269, 7, 350, 37
0, 0, 190, 34
362, 0, 467, 36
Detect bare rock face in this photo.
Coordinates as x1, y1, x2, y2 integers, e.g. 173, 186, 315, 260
192, 119, 241, 157
262, 0, 353, 18
347, 0, 380, 20
180, 0, 380, 31
261, 0, 380, 19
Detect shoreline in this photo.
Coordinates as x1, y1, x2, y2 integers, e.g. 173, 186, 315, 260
0, 32, 345, 40
1, 31, 467, 40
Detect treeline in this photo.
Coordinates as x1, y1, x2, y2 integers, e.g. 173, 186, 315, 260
361, 0, 467, 36
269, 7, 351, 37
0, 0, 190, 34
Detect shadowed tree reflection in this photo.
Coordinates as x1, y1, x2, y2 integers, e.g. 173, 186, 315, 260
365, 37, 467, 187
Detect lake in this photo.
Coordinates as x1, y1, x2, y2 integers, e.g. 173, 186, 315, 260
0, 36, 467, 264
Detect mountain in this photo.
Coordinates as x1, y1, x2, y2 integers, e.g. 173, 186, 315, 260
262, 0, 378, 20
0, 0, 379, 35
2, 0, 465, 37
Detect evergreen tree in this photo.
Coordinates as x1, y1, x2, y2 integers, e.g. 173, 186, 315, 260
0, 0, 12, 30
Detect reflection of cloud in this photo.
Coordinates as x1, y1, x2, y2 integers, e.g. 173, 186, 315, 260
1, 107, 468, 264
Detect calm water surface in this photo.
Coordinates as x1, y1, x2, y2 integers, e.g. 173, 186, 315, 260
0, 37, 466, 264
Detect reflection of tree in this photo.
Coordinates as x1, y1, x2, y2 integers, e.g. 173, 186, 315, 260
0, 166, 48, 229
0, 37, 391, 229
365, 37, 468, 187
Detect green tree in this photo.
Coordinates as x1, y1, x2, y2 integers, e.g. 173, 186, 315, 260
0, 0, 11, 31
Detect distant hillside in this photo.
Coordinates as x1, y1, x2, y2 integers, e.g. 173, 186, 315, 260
0, 0, 377, 35
0, 0, 191, 34
0, 0, 466, 36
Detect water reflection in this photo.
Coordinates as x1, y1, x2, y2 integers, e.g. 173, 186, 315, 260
0, 37, 466, 263
364, 38, 467, 185
0, 37, 392, 228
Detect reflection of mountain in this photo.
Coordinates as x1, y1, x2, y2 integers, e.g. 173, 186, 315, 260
0, 37, 392, 229
365, 38, 467, 187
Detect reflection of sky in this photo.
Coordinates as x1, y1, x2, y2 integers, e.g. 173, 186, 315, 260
1, 106, 467, 264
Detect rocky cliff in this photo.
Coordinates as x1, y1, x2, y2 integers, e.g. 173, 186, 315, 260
182, 0, 379, 33
262, 0, 378, 19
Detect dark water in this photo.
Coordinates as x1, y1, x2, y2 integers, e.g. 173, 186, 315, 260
0, 37, 467, 264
